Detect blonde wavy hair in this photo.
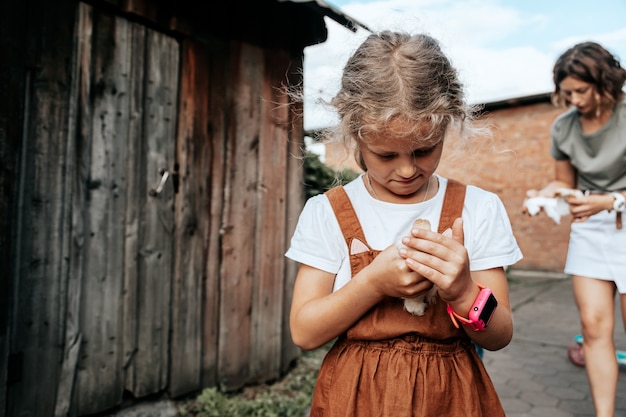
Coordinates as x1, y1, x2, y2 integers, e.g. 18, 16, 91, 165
322, 31, 486, 171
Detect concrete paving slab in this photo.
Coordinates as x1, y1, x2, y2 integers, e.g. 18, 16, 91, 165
483, 271, 626, 416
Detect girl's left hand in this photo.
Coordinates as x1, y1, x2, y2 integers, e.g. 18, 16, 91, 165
567, 193, 612, 222
398, 217, 474, 304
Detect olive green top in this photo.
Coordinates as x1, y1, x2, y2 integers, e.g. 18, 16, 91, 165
551, 99, 626, 191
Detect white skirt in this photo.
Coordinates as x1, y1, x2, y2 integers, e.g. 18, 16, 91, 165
565, 210, 626, 293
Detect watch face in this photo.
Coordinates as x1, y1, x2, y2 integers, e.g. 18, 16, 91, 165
614, 193, 626, 211
478, 293, 498, 326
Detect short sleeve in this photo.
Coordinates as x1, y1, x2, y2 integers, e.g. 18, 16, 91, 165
464, 187, 523, 271
550, 122, 568, 160
549, 109, 576, 161
285, 194, 347, 274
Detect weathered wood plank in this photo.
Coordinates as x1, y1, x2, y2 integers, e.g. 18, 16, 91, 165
249, 49, 291, 382
217, 41, 262, 390
127, 28, 179, 397
73, 10, 131, 414
11, 75, 67, 417
6, 0, 77, 415
0, 0, 22, 414
55, 4, 92, 416
168, 39, 210, 398
122, 20, 147, 398
202, 38, 230, 389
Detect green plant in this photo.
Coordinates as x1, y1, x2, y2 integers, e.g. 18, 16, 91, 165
303, 150, 359, 200
178, 344, 331, 417
189, 387, 309, 417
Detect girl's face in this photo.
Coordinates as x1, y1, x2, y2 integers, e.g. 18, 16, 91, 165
360, 119, 444, 204
558, 76, 598, 117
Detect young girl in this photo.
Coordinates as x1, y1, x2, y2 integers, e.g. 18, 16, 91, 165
287, 31, 522, 416
524, 42, 626, 417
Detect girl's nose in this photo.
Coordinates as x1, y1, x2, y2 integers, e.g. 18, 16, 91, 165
396, 157, 417, 178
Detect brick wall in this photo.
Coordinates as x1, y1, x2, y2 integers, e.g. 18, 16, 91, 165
321, 95, 572, 273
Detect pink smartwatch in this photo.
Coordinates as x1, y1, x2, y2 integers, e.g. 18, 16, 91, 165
447, 283, 498, 331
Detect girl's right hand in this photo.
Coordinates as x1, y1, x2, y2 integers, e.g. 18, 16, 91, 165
290, 246, 434, 350
362, 243, 435, 300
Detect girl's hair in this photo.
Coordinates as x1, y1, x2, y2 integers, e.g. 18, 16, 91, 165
552, 42, 626, 111
325, 31, 484, 171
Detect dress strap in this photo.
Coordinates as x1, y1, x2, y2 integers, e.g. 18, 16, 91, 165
324, 178, 469, 342
438, 179, 466, 233
325, 178, 467, 248
325, 186, 373, 254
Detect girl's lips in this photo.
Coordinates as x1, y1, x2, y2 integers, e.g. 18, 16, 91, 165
394, 178, 421, 193
396, 177, 419, 185
395, 180, 416, 188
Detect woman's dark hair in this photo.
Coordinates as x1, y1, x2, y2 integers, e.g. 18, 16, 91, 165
552, 41, 626, 110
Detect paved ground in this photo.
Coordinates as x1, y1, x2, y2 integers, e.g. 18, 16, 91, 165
483, 270, 626, 417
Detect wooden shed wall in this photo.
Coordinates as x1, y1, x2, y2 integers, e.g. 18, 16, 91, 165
1, 0, 311, 415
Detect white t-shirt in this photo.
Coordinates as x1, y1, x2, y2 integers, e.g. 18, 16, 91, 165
285, 174, 523, 292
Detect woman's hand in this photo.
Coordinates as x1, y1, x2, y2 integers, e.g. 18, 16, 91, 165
521, 188, 554, 215
523, 161, 577, 216
568, 193, 614, 222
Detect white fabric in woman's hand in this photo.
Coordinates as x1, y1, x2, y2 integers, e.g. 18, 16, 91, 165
524, 197, 571, 224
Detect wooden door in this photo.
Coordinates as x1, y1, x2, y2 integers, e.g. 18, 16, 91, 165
64, 4, 179, 413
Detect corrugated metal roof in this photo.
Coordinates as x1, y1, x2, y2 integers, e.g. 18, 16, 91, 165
279, 0, 372, 32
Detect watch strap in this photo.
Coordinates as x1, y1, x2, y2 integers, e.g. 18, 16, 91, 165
447, 283, 489, 331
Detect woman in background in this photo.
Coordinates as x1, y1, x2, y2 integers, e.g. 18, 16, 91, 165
524, 42, 626, 417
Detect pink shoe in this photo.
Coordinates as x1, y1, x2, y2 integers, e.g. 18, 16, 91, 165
568, 341, 585, 367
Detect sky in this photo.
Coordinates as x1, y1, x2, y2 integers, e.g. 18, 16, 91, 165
303, 0, 626, 131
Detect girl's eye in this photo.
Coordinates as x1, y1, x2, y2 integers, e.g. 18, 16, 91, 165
413, 147, 435, 157
374, 153, 396, 160
371, 146, 436, 160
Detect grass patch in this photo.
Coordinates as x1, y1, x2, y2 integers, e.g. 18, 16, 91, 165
178, 344, 331, 417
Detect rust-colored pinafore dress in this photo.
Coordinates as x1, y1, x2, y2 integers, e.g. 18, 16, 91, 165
309, 180, 505, 417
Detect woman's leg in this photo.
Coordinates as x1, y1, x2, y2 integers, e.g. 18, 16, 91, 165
572, 275, 617, 417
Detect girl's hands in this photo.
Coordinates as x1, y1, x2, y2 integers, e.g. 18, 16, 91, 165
397, 217, 474, 304
290, 217, 513, 351
363, 243, 435, 300
396, 217, 513, 350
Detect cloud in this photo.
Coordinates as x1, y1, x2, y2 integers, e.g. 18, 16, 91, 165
303, 0, 626, 130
